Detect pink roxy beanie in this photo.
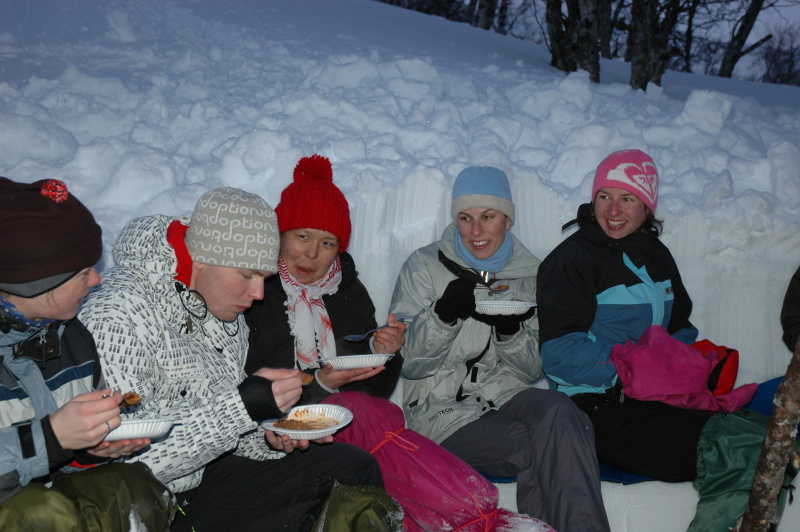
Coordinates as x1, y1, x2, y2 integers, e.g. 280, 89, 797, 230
592, 149, 659, 212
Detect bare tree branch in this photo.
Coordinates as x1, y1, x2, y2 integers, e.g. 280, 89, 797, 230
741, 34, 773, 58
733, 340, 800, 532
718, 0, 766, 77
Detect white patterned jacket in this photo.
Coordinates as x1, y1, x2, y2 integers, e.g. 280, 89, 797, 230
79, 215, 282, 493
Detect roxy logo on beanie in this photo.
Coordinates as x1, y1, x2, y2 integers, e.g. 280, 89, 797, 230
450, 166, 515, 224
275, 154, 351, 253
185, 187, 279, 273
0, 177, 102, 297
592, 149, 659, 212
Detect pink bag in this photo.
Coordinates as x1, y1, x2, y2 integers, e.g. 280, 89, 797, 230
323, 392, 554, 532
610, 325, 757, 413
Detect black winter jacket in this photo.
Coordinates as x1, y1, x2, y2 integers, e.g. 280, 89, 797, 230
245, 252, 402, 403
781, 265, 800, 352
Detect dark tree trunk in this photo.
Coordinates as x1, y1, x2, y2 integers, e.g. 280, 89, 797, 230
734, 340, 800, 532
628, 0, 653, 89
598, 0, 620, 59
718, 0, 766, 78
577, 0, 601, 82
466, 0, 479, 25
682, 0, 701, 72
545, 0, 601, 82
546, 0, 578, 73
477, 0, 498, 30
496, 0, 510, 35
629, 0, 682, 89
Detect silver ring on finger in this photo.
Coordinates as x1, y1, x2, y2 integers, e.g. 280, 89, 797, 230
105, 421, 112, 433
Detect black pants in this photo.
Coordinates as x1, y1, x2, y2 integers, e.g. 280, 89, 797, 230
171, 442, 383, 532
572, 388, 716, 482
441, 388, 610, 532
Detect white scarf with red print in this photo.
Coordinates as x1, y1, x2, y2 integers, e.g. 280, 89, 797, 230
279, 255, 342, 370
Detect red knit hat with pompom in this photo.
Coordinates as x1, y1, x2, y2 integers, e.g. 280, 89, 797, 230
275, 155, 351, 252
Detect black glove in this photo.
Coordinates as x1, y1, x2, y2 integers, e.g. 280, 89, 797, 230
238, 375, 283, 420
434, 277, 477, 325
471, 306, 536, 336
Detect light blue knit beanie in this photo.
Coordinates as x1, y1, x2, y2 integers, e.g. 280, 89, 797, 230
451, 166, 515, 224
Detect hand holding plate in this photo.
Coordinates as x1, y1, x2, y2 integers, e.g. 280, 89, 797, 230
316, 364, 384, 390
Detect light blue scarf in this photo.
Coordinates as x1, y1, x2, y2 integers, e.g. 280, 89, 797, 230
454, 230, 513, 275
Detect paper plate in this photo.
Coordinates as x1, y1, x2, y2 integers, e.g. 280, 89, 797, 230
261, 404, 353, 440
105, 419, 174, 441
475, 300, 537, 316
318, 354, 394, 369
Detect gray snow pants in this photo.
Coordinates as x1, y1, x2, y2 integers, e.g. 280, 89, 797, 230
441, 387, 610, 532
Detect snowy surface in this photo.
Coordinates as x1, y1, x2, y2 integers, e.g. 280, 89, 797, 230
2, 0, 800, 529
2, 0, 797, 384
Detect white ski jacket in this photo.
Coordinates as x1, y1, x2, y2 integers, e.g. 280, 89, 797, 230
389, 224, 542, 443
80, 215, 281, 493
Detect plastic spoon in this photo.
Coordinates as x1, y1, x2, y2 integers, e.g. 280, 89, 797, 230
342, 318, 406, 342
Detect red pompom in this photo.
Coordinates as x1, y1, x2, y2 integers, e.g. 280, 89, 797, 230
293, 154, 333, 182
40, 179, 69, 203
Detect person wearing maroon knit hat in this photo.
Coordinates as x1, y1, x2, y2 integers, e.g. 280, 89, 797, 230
0, 177, 175, 530
246, 154, 406, 402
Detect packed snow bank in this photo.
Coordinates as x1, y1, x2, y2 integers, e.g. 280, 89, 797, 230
2, 2, 800, 529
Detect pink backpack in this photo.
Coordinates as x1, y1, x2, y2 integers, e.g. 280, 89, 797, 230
610, 325, 757, 412
323, 392, 554, 532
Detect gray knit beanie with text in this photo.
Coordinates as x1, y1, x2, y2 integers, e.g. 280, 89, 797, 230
185, 187, 279, 273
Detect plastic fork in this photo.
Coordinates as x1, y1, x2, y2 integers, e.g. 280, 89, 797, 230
343, 318, 405, 342
476, 284, 510, 293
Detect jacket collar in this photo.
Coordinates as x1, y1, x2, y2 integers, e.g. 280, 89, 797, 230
571, 202, 657, 262
0, 305, 63, 366
437, 223, 539, 280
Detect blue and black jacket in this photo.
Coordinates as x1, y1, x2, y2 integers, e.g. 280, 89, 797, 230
537, 203, 697, 396
0, 311, 102, 503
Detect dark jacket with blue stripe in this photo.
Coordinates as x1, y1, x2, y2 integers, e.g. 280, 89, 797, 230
0, 314, 101, 504
537, 204, 697, 396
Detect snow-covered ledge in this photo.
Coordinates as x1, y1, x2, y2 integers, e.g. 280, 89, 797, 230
387, 379, 800, 531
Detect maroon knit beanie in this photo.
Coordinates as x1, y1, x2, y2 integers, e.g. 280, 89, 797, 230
275, 155, 351, 252
0, 177, 102, 297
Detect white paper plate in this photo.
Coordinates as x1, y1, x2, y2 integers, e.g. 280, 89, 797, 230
105, 419, 174, 441
261, 404, 353, 440
318, 354, 394, 369
475, 300, 537, 316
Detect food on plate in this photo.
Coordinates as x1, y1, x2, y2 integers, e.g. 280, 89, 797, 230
262, 404, 352, 439
273, 407, 339, 431
119, 391, 142, 407
273, 418, 339, 430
